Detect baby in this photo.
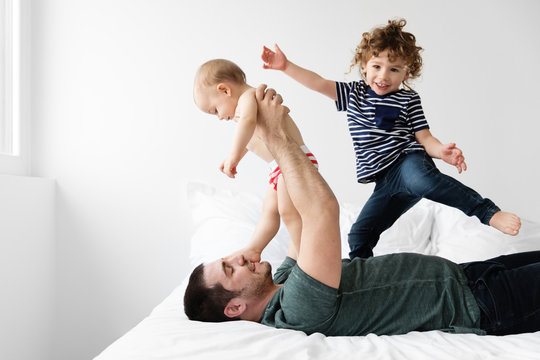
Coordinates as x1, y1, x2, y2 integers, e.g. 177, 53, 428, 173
193, 59, 319, 260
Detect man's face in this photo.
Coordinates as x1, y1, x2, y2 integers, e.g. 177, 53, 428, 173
203, 254, 274, 299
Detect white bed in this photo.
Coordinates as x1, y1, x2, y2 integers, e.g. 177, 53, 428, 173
95, 182, 540, 360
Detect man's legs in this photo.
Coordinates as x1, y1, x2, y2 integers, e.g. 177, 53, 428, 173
461, 251, 540, 335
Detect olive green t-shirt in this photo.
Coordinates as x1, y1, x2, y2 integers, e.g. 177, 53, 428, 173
260, 253, 484, 336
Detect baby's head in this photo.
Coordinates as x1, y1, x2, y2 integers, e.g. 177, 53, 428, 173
193, 59, 247, 120
351, 19, 423, 90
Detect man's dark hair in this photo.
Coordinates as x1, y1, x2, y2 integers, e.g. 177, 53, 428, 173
183, 263, 241, 322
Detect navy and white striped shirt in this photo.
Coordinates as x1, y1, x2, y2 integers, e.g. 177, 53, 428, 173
335, 80, 429, 183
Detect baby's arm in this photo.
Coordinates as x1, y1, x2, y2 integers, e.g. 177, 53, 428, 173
261, 44, 337, 100
221, 93, 257, 178
415, 129, 467, 174
225, 184, 281, 263
220, 149, 248, 178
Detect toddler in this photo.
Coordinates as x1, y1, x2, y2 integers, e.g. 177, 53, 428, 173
261, 19, 521, 259
193, 59, 319, 260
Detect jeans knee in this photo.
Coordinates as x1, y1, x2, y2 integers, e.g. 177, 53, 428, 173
348, 226, 379, 246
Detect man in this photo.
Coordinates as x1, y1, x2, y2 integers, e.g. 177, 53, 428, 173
184, 85, 540, 336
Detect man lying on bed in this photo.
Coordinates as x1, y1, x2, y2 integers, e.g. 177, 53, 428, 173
184, 85, 540, 336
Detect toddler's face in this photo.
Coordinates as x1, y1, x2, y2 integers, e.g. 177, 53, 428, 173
363, 49, 409, 96
195, 85, 238, 121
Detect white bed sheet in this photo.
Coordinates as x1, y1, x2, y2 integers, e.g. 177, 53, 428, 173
95, 183, 540, 360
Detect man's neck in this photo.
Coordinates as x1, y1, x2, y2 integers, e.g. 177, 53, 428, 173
241, 284, 282, 322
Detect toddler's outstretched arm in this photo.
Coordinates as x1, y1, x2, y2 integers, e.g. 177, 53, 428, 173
262, 44, 337, 100
415, 129, 467, 173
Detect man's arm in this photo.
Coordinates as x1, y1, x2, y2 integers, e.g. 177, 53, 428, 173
255, 85, 341, 288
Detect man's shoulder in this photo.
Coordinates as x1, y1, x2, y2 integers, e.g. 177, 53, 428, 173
273, 257, 297, 284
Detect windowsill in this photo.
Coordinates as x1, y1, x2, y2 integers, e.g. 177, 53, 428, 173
0, 153, 30, 176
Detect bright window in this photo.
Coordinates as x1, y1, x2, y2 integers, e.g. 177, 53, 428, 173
0, 0, 29, 175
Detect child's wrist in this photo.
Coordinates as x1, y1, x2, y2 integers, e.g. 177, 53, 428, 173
283, 60, 291, 72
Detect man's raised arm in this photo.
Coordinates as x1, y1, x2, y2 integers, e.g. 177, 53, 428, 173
255, 85, 341, 288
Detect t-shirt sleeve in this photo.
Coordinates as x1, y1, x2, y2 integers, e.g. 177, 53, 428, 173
273, 256, 297, 284
273, 265, 339, 333
407, 92, 429, 132
335, 81, 353, 112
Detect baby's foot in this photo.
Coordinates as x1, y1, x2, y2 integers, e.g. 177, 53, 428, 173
489, 211, 521, 235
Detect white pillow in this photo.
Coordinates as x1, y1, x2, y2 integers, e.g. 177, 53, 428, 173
187, 182, 540, 268
374, 199, 436, 257
187, 182, 439, 270
187, 182, 289, 272
428, 203, 540, 263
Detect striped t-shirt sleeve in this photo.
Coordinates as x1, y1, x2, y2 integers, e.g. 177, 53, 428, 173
335, 81, 354, 112
407, 93, 429, 132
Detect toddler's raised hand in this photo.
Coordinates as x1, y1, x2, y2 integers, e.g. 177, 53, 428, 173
440, 143, 467, 174
262, 44, 287, 71
220, 157, 239, 178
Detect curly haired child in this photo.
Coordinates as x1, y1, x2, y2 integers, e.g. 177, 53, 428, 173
261, 19, 521, 259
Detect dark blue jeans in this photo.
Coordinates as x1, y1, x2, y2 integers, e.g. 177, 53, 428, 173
348, 151, 500, 259
460, 251, 540, 335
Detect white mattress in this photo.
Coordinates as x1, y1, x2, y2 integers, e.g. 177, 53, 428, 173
95, 183, 540, 360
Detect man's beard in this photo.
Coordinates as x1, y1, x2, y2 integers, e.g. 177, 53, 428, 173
240, 261, 274, 298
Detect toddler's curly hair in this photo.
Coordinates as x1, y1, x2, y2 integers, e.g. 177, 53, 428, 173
351, 19, 423, 89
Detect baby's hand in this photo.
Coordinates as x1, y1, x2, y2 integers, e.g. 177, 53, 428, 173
440, 143, 467, 174
220, 158, 239, 178
261, 44, 287, 71
225, 247, 262, 265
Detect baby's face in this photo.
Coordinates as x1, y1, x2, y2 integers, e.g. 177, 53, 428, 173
194, 85, 238, 121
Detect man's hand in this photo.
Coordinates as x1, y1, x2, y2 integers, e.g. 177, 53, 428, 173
261, 44, 288, 71
254, 85, 290, 145
440, 143, 467, 174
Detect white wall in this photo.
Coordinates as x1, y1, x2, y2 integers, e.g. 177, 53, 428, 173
29, 1, 540, 359
0, 175, 55, 360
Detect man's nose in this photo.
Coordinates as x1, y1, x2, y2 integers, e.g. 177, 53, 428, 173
231, 254, 245, 265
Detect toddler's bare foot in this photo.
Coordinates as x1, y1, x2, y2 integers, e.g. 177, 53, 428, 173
489, 211, 521, 235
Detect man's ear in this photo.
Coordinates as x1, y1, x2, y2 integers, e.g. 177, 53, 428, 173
224, 298, 247, 318
216, 83, 231, 96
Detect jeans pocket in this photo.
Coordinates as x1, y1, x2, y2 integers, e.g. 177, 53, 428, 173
474, 279, 500, 331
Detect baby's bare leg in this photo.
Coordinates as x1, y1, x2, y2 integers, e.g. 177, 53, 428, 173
276, 176, 303, 254
489, 211, 521, 236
